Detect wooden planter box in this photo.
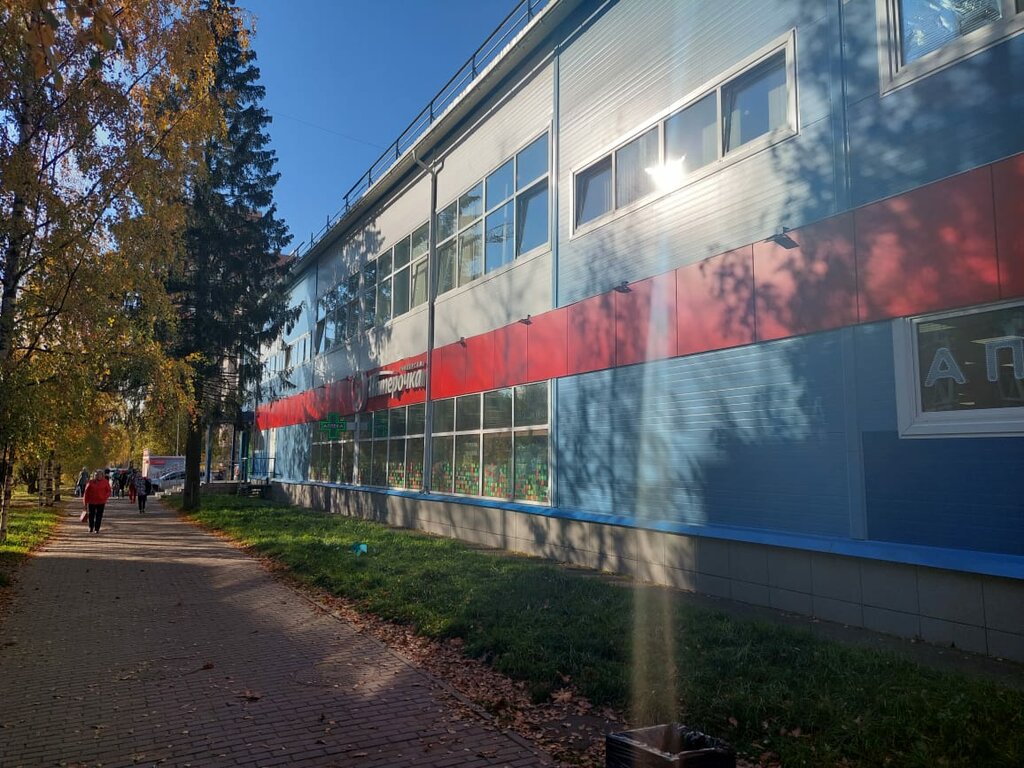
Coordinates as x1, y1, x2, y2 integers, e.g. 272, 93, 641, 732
606, 724, 736, 768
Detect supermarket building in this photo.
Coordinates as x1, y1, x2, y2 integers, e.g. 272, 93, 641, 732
253, 0, 1024, 661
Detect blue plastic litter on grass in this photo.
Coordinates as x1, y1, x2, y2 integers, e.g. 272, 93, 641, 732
351, 543, 368, 556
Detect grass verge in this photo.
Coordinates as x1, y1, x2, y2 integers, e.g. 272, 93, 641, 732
186, 495, 1024, 768
0, 489, 63, 588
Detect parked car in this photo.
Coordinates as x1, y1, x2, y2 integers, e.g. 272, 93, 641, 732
151, 469, 186, 492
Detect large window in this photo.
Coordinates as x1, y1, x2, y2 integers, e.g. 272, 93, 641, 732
306, 387, 550, 501
315, 271, 361, 356
878, 0, 1024, 90
366, 221, 429, 328
314, 224, 429, 354
894, 301, 1024, 437
309, 403, 426, 487
431, 382, 549, 502
436, 133, 549, 296
573, 38, 794, 230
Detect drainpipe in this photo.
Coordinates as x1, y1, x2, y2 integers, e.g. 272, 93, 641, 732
413, 152, 442, 492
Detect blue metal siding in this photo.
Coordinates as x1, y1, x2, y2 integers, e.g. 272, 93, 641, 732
276, 423, 310, 484
852, 322, 899, 433
852, 323, 1024, 555
845, 16, 1024, 206
863, 431, 1024, 555
557, 333, 853, 536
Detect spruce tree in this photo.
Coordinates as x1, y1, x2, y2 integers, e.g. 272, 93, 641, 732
172, 1, 295, 510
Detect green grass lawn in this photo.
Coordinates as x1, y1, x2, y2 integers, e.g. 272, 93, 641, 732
0, 489, 63, 588
186, 495, 1024, 768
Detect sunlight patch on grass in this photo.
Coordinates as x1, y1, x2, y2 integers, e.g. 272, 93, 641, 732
0, 490, 63, 587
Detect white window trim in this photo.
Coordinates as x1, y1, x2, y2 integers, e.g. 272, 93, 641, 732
434, 130, 551, 297
892, 301, 1024, 438
570, 30, 798, 238
877, 0, 1024, 94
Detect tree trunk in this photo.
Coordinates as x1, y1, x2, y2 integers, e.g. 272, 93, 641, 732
43, 452, 54, 506
0, 69, 37, 368
0, 444, 12, 543
182, 415, 204, 511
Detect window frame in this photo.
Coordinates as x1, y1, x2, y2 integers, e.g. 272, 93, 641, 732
435, 131, 550, 298
571, 31, 797, 235
892, 300, 1024, 438
429, 382, 551, 502
877, 0, 1024, 93
367, 220, 429, 330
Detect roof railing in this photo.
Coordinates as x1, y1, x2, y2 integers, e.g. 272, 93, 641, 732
294, 0, 550, 260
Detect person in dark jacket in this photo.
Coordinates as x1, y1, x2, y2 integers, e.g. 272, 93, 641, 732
82, 470, 112, 533
134, 472, 150, 513
76, 467, 89, 497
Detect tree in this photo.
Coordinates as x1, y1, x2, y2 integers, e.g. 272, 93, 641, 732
171, 1, 295, 511
0, 0, 225, 537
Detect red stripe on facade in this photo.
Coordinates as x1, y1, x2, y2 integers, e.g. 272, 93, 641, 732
257, 152, 1024, 430
754, 213, 859, 342
993, 153, 1024, 299
615, 272, 677, 366
493, 322, 529, 387
855, 166, 1000, 322
526, 307, 567, 381
676, 246, 755, 355
566, 293, 615, 375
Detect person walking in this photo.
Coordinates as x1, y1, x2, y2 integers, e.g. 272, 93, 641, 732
127, 468, 137, 503
82, 470, 111, 533
76, 467, 89, 498
134, 471, 150, 513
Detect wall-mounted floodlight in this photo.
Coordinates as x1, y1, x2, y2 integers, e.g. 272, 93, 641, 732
768, 227, 799, 249
519, 315, 532, 325
613, 280, 631, 293
459, 336, 467, 346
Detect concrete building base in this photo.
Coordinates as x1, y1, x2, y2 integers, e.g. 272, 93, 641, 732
270, 481, 1024, 664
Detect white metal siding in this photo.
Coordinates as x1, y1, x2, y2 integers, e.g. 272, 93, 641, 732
557, 0, 838, 305
434, 251, 553, 346
436, 58, 553, 206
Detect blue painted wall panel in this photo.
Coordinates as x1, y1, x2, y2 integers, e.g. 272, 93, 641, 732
556, 333, 853, 536
276, 424, 310, 484
846, 30, 1024, 206
853, 323, 898, 433
863, 431, 1024, 555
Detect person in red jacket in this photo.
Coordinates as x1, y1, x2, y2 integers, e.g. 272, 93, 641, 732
82, 469, 112, 533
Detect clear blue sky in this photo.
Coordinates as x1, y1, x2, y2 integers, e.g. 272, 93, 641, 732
241, 0, 521, 253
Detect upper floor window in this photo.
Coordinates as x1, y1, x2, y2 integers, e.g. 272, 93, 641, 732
436, 133, 549, 296
369, 221, 429, 327
574, 37, 795, 231
878, 0, 1024, 91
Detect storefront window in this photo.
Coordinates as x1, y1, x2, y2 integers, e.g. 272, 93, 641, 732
405, 437, 424, 489
431, 435, 454, 492
895, 301, 1024, 437
454, 434, 481, 495
304, 384, 549, 500
514, 429, 549, 503
482, 432, 512, 498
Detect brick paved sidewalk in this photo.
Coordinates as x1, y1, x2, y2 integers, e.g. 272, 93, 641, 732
0, 495, 553, 767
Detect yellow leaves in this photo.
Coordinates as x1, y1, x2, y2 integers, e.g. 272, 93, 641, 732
19, 0, 122, 88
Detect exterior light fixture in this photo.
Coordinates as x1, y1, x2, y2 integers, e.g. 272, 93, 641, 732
459, 336, 467, 346
768, 227, 799, 249
519, 315, 532, 325
613, 280, 631, 293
